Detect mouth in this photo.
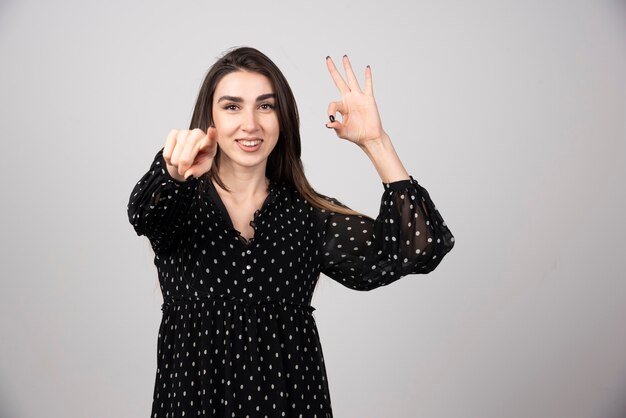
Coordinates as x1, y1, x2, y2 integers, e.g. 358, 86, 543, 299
235, 137, 263, 152
236, 138, 263, 146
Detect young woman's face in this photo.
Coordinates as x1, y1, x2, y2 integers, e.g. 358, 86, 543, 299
212, 70, 280, 173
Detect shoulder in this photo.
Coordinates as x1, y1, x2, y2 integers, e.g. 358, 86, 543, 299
273, 181, 365, 219
272, 182, 333, 215
273, 181, 311, 210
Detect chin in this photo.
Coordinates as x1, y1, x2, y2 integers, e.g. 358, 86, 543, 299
221, 153, 270, 170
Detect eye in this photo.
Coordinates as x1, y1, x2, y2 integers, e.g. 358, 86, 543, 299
259, 103, 275, 111
223, 104, 239, 111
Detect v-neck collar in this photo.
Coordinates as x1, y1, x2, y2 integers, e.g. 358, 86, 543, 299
205, 178, 277, 245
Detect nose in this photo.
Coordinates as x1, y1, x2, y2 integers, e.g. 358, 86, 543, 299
241, 109, 260, 133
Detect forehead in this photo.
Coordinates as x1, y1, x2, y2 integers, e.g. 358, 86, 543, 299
214, 71, 274, 99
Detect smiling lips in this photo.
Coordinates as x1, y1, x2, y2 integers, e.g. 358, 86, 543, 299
236, 138, 263, 152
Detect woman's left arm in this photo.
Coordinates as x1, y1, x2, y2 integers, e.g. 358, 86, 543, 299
320, 56, 454, 290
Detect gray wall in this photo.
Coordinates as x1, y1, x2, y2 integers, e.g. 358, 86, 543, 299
1, 0, 625, 417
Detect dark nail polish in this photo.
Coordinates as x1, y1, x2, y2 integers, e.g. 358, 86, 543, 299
329, 115, 335, 123
326, 55, 330, 60
343, 54, 347, 58
326, 124, 332, 129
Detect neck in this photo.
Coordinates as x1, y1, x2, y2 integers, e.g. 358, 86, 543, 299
215, 159, 269, 198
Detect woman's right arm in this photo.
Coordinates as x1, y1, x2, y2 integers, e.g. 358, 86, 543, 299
127, 148, 199, 254
127, 128, 218, 254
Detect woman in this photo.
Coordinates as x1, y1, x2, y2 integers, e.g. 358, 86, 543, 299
128, 46, 454, 417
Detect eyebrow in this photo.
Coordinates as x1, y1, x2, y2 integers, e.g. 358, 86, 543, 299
217, 93, 276, 103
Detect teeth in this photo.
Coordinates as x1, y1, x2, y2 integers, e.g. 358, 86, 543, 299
239, 140, 261, 146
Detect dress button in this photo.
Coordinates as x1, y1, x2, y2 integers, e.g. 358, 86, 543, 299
246, 250, 252, 255
247, 277, 253, 282
246, 265, 252, 270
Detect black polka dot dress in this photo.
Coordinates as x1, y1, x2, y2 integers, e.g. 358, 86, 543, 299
127, 149, 454, 417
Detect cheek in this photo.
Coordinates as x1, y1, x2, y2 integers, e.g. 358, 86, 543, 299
213, 114, 236, 135
265, 115, 280, 134
213, 120, 233, 146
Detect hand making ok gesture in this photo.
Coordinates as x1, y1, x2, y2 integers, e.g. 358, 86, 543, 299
325, 55, 387, 147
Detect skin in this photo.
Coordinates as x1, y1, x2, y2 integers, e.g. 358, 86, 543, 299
210, 71, 280, 241
162, 55, 410, 240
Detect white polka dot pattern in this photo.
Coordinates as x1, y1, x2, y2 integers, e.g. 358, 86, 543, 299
128, 149, 454, 417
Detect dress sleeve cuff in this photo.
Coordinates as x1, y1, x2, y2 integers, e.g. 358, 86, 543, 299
382, 176, 418, 191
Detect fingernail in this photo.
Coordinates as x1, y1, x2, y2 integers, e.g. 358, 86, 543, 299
367, 65, 371, 69
329, 115, 335, 123
343, 54, 347, 58
326, 124, 332, 129
326, 55, 330, 60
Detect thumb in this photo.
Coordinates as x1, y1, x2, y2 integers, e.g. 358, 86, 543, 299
184, 169, 195, 180
325, 101, 344, 131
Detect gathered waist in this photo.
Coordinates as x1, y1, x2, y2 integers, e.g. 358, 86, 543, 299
161, 295, 316, 313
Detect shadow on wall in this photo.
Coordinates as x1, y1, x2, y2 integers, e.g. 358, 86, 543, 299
0, 380, 18, 418
608, 383, 626, 418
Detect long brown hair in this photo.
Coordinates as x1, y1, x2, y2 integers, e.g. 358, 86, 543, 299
189, 46, 360, 216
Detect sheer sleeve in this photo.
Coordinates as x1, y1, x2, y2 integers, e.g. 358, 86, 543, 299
127, 148, 199, 254
320, 177, 454, 291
